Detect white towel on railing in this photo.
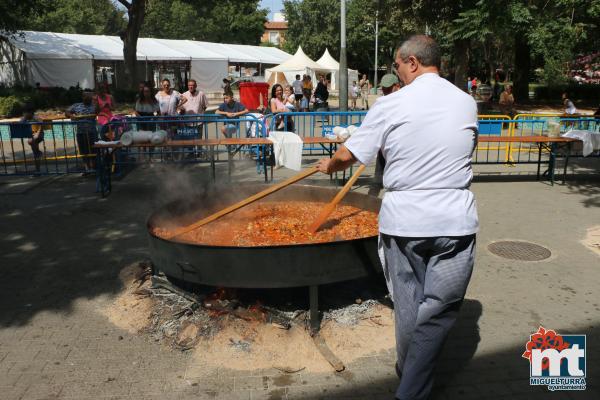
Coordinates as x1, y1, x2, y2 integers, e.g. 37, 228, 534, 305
267, 131, 303, 171
562, 130, 600, 156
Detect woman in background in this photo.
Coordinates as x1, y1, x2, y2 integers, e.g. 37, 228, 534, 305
270, 84, 294, 131
95, 81, 115, 140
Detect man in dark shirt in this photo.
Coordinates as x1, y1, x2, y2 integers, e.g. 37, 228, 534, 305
215, 92, 249, 138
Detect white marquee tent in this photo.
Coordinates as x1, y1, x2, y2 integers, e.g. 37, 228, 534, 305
0, 31, 292, 90
264, 47, 329, 87
316, 48, 359, 91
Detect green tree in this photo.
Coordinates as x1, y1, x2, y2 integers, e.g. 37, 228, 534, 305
25, 0, 126, 35
283, 0, 417, 74
141, 0, 267, 44
118, 0, 147, 90
0, 0, 51, 35
283, 0, 340, 60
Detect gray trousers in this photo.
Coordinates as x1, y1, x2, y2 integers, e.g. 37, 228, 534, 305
380, 234, 476, 400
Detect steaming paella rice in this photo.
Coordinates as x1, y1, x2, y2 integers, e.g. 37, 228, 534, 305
154, 201, 378, 246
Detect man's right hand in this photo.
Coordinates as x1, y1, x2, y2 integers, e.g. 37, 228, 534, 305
316, 158, 332, 174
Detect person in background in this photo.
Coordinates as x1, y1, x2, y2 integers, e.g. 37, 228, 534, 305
134, 84, 159, 129
270, 84, 294, 131
182, 79, 208, 115
20, 103, 44, 172
313, 75, 329, 110
359, 74, 370, 110
471, 76, 478, 94
292, 74, 304, 109
65, 90, 98, 174
222, 78, 232, 96
467, 76, 472, 92
155, 78, 186, 116
95, 81, 115, 140
351, 80, 360, 111
562, 92, 577, 115
284, 86, 296, 111
498, 84, 515, 116
215, 92, 249, 138
374, 73, 402, 185
301, 75, 313, 112
135, 81, 146, 101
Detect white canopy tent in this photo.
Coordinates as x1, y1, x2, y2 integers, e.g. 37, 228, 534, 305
0, 31, 292, 91
264, 47, 329, 87
0, 31, 94, 88
316, 48, 359, 91
152, 39, 228, 91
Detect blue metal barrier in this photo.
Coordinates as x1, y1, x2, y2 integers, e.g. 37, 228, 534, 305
263, 111, 367, 155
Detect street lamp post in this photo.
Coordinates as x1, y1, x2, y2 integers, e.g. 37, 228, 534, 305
339, 0, 348, 112
373, 10, 379, 93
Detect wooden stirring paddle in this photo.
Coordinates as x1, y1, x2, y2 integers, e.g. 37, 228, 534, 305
166, 166, 320, 240
307, 164, 366, 233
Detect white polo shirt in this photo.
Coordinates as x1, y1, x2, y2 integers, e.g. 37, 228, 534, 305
345, 73, 479, 237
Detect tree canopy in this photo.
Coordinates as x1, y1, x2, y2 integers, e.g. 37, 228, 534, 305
23, 0, 126, 35
141, 0, 267, 44
284, 0, 600, 96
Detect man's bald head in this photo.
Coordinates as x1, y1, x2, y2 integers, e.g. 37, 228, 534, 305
394, 35, 440, 85
397, 35, 441, 69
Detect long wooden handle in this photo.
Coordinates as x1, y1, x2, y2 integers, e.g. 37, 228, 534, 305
166, 167, 320, 240
308, 164, 366, 233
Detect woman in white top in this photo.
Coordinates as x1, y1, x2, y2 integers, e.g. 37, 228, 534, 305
155, 79, 186, 116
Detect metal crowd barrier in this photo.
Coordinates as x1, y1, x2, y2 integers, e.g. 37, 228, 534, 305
0, 114, 265, 177
264, 111, 367, 155
511, 114, 599, 159
474, 115, 513, 163
1, 113, 598, 178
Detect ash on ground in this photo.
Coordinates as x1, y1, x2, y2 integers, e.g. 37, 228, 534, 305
323, 299, 382, 326
103, 262, 396, 372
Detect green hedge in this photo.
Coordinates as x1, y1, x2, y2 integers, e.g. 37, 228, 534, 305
0, 85, 138, 117
533, 84, 600, 102
0, 96, 25, 117
0, 85, 84, 117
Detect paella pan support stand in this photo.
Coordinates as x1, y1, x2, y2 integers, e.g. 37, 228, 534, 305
309, 285, 320, 335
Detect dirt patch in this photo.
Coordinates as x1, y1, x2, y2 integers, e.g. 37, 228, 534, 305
99, 262, 155, 333
582, 226, 600, 256
190, 304, 394, 373
100, 262, 395, 373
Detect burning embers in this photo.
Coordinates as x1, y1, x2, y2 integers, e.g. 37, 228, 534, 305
132, 268, 300, 350
202, 288, 292, 330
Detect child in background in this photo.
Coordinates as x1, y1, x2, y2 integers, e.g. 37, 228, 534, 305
20, 103, 44, 172
351, 81, 360, 110
284, 86, 296, 111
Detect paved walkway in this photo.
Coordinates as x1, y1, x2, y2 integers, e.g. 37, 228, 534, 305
0, 162, 599, 399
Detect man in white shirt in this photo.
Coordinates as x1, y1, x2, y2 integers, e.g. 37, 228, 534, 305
292, 74, 303, 110
316, 35, 479, 400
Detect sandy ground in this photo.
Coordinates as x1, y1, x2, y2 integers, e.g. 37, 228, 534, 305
582, 225, 600, 256
102, 262, 396, 374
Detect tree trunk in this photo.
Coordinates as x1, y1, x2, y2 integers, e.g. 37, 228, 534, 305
513, 34, 530, 102
120, 0, 146, 90
453, 39, 469, 91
